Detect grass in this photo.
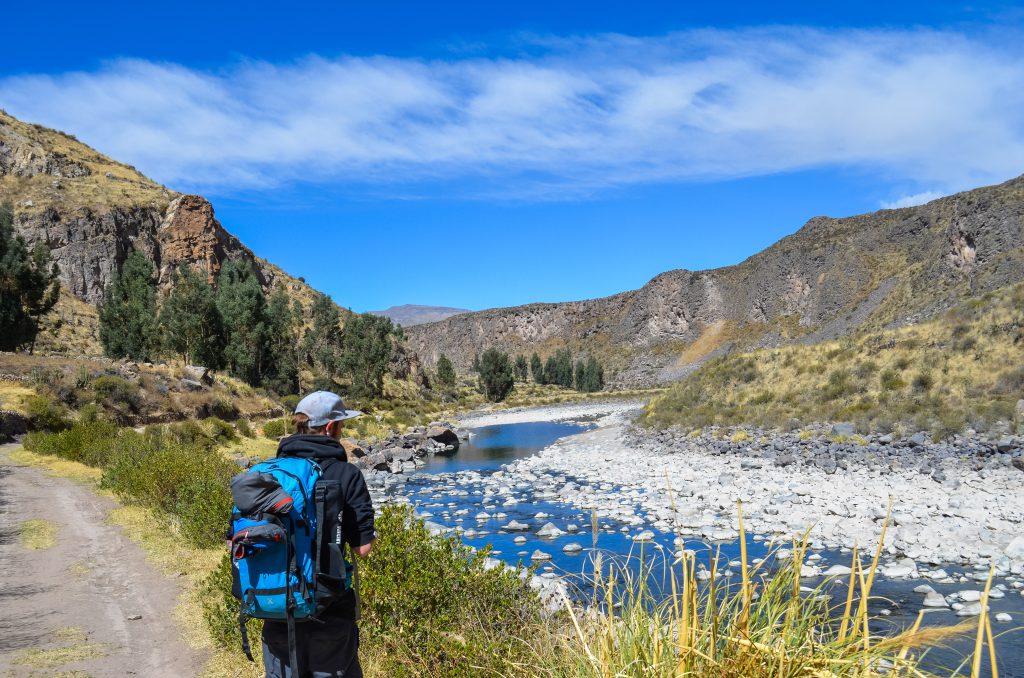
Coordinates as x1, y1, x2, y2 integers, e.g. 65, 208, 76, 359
527, 503, 988, 678
644, 282, 1024, 438
19, 518, 59, 550
13, 626, 108, 669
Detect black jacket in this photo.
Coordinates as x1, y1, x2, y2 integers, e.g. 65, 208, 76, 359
276, 434, 376, 550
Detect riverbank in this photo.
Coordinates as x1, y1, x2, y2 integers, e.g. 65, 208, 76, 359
449, 401, 1024, 579
457, 398, 646, 428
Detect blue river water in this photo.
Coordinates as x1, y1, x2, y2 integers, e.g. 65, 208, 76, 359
402, 420, 1023, 677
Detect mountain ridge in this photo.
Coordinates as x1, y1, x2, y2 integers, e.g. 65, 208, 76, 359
370, 304, 472, 327
0, 110, 347, 353
406, 175, 1024, 387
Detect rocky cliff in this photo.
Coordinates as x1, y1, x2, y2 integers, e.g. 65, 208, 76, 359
407, 175, 1024, 386
0, 110, 334, 353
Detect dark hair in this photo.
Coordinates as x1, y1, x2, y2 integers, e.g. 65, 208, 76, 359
292, 412, 327, 436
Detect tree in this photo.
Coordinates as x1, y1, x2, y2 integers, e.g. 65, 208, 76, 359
477, 348, 515, 402
530, 352, 544, 384
574, 359, 586, 391
301, 293, 344, 380
579, 356, 605, 393
216, 259, 270, 385
436, 353, 456, 389
339, 313, 398, 398
0, 204, 60, 353
544, 347, 574, 388
99, 250, 158, 361
263, 289, 302, 395
513, 354, 528, 381
159, 264, 223, 367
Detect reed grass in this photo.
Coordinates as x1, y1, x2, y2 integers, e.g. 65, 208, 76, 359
523, 502, 995, 678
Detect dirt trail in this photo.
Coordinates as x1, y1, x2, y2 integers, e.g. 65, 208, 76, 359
0, 443, 206, 677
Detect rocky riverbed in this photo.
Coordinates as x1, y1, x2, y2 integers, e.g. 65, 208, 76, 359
496, 410, 1024, 579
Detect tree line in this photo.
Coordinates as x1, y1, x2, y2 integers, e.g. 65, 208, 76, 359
99, 250, 401, 397
435, 346, 606, 402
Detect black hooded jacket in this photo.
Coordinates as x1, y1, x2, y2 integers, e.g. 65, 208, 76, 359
276, 434, 376, 551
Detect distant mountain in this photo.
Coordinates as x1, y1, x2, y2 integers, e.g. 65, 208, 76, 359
371, 305, 471, 327
407, 175, 1024, 387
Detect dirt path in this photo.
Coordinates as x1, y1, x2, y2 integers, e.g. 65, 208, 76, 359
0, 443, 206, 677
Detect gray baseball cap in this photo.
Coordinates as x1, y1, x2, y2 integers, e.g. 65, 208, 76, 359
294, 391, 362, 427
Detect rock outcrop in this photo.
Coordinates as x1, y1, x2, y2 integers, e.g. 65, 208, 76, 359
408, 175, 1024, 386
0, 110, 341, 351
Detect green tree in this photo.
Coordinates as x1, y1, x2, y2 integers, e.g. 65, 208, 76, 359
339, 313, 400, 398
159, 264, 223, 367
263, 289, 301, 395
0, 204, 60, 353
513, 354, 528, 381
436, 353, 456, 389
574, 359, 586, 391
530, 352, 544, 384
99, 250, 158, 361
301, 293, 344, 380
544, 347, 574, 388
215, 259, 270, 385
477, 347, 515, 402
580, 356, 605, 393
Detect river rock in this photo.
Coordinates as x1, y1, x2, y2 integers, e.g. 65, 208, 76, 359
956, 602, 985, 616
995, 612, 1013, 622
531, 550, 552, 561
923, 592, 948, 608
823, 565, 852, 576
562, 543, 583, 553
537, 522, 564, 538
504, 520, 531, 531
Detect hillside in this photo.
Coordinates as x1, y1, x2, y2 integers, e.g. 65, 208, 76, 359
407, 175, 1024, 386
370, 304, 471, 327
0, 110, 345, 353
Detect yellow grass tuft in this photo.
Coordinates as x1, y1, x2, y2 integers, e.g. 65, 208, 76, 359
19, 518, 59, 550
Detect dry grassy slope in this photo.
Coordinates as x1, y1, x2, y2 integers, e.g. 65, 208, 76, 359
407, 174, 1024, 386
0, 110, 350, 354
642, 282, 1024, 436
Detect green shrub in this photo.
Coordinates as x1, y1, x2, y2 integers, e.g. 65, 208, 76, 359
24, 395, 71, 432
236, 418, 254, 438
210, 397, 239, 420
101, 437, 234, 548
163, 419, 215, 450
91, 375, 142, 420
23, 420, 119, 466
77, 403, 103, 423
879, 369, 906, 391
911, 371, 934, 393
280, 394, 301, 411
204, 417, 238, 445
262, 418, 290, 439
360, 505, 543, 676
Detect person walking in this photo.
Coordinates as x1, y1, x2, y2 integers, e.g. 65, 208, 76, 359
261, 391, 376, 678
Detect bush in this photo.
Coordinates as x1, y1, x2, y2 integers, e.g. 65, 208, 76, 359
91, 375, 143, 420
262, 418, 290, 439
879, 369, 906, 391
209, 397, 239, 421
24, 395, 70, 432
280, 394, 301, 411
360, 505, 543, 676
77, 403, 104, 423
101, 436, 234, 547
23, 420, 120, 466
911, 371, 934, 393
204, 417, 238, 445
236, 418, 254, 438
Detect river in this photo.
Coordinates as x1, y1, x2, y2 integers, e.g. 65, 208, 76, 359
394, 417, 1023, 677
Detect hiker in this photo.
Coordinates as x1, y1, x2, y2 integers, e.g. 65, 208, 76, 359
257, 391, 376, 678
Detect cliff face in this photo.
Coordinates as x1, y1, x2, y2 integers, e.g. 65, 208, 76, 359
408, 175, 1024, 386
0, 111, 329, 352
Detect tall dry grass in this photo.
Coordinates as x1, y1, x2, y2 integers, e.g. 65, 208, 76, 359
520, 502, 998, 678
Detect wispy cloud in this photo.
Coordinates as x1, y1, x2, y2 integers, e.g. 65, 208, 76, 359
1, 28, 1022, 198
881, 190, 946, 209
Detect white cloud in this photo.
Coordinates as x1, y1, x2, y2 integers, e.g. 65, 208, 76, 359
881, 190, 946, 209
1, 28, 1022, 197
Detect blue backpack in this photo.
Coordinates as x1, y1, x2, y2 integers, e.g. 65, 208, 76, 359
228, 456, 352, 673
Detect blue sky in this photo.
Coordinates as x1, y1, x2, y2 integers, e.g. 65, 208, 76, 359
2, 2, 1023, 312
